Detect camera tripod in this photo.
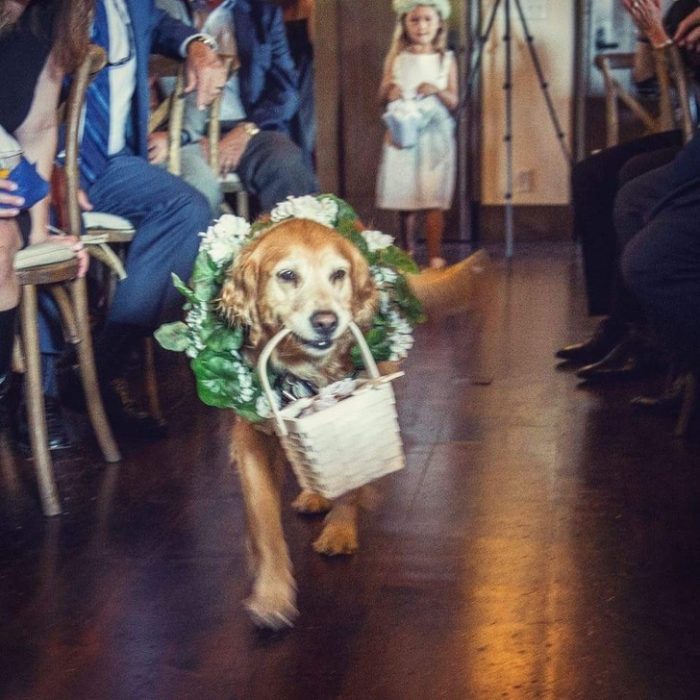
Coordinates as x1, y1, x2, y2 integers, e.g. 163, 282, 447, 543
462, 0, 572, 258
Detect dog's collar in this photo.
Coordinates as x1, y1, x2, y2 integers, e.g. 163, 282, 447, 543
275, 370, 359, 406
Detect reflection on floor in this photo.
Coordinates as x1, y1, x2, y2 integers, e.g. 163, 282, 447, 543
2, 242, 700, 699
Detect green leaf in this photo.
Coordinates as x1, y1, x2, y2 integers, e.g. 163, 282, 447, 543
206, 326, 244, 352
171, 273, 196, 303
154, 322, 190, 352
378, 246, 420, 274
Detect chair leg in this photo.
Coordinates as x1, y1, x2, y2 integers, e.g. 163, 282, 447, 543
144, 338, 164, 423
70, 276, 121, 463
49, 284, 79, 344
19, 284, 61, 516
237, 190, 249, 221
674, 372, 697, 437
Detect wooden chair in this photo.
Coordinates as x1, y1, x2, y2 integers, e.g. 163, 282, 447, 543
595, 43, 694, 148
61, 48, 189, 423
205, 57, 250, 219
13, 243, 121, 516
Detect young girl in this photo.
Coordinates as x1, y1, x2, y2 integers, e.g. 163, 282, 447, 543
376, 0, 458, 268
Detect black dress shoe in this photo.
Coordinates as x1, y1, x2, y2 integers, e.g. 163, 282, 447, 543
630, 371, 689, 411
555, 318, 624, 365
102, 378, 168, 440
16, 395, 73, 453
576, 337, 659, 381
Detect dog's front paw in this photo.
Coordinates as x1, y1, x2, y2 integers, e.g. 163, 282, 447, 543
244, 578, 298, 630
313, 522, 358, 556
292, 489, 333, 515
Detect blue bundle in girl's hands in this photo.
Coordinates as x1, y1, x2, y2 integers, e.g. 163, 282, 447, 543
1, 157, 49, 210
0, 126, 49, 211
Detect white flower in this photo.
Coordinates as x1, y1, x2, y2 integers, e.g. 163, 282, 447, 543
255, 394, 279, 418
371, 265, 398, 287
199, 215, 251, 265
361, 229, 394, 252
270, 195, 338, 227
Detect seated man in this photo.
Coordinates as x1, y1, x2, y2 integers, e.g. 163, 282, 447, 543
38, 0, 226, 444
154, 0, 318, 216
555, 0, 699, 378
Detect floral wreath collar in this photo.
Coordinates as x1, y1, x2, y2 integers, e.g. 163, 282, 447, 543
155, 194, 425, 423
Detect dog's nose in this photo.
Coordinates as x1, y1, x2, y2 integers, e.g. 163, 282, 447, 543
310, 311, 338, 336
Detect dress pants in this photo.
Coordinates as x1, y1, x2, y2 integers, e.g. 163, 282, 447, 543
622, 164, 700, 355
572, 130, 682, 316
236, 130, 318, 213
178, 130, 318, 217
86, 154, 211, 329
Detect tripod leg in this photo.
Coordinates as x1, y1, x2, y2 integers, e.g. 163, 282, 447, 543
512, 0, 573, 164
504, 0, 515, 258
461, 0, 504, 101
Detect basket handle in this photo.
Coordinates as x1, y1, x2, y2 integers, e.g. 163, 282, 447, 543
257, 321, 381, 435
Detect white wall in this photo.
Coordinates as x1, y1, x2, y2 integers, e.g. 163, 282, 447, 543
480, 0, 574, 205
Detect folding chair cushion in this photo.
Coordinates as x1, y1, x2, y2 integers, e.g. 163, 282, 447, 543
14, 241, 75, 270
82, 211, 135, 232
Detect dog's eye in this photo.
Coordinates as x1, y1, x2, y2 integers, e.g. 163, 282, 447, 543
277, 269, 298, 284
330, 269, 347, 283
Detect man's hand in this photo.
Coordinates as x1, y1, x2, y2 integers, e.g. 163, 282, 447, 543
185, 40, 228, 110
0, 178, 24, 217
147, 132, 169, 165
218, 125, 252, 175
674, 7, 700, 50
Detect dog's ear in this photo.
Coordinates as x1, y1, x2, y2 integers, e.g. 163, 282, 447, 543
219, 244, 260, 333
348, 242, 378, 328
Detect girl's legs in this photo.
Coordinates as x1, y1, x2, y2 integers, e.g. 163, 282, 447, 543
399, 211, 417, 256
425, 208, 445, 267
0, 219, 21, 394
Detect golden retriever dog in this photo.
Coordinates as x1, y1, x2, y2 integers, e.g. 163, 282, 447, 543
219, 217, 491, 629
220, 218, 378, 629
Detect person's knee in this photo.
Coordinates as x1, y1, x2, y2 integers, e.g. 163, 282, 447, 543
169, 183, 212, 235
246, 133, 318, 202
180, 144, 223, 216
621, 229, 665, 300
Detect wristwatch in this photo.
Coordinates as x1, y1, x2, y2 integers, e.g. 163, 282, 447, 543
242, 122, 261, 138
185, 34, 218, 52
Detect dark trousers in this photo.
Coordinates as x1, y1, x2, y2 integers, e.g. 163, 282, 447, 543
622, 162, 700, 356
572, 130, 683, 316
236, 130, 319, 214
86, 154, 211, 329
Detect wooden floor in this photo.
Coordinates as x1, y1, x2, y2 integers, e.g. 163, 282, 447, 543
2, 242, 700, 699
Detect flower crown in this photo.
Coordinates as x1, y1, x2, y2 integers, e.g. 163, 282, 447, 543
156, 194, 425, 423
392, 0, 451, 20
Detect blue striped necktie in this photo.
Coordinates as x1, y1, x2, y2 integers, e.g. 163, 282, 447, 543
81, 0, 111, 186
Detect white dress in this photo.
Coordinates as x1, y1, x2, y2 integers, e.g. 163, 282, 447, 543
376, 50, 456, 211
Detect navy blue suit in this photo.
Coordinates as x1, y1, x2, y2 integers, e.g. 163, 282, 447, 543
170, 0, 317, 214
231, 0, 300, 133
86, 0, 210, 330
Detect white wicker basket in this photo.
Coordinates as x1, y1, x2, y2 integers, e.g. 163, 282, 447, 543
257, 322, 405, 499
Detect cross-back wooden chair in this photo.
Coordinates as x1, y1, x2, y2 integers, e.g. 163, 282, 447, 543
595, 43, 694, 148
205, 56, 250, 219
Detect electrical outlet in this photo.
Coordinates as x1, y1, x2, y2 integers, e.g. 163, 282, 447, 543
515, 169, 535, 193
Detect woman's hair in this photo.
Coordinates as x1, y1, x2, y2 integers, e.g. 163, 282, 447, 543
0, 0, 92, 72
385, 6, 447, 70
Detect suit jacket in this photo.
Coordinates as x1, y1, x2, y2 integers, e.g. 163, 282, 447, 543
120, 0, 195, 158
181, 0, 300, 138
